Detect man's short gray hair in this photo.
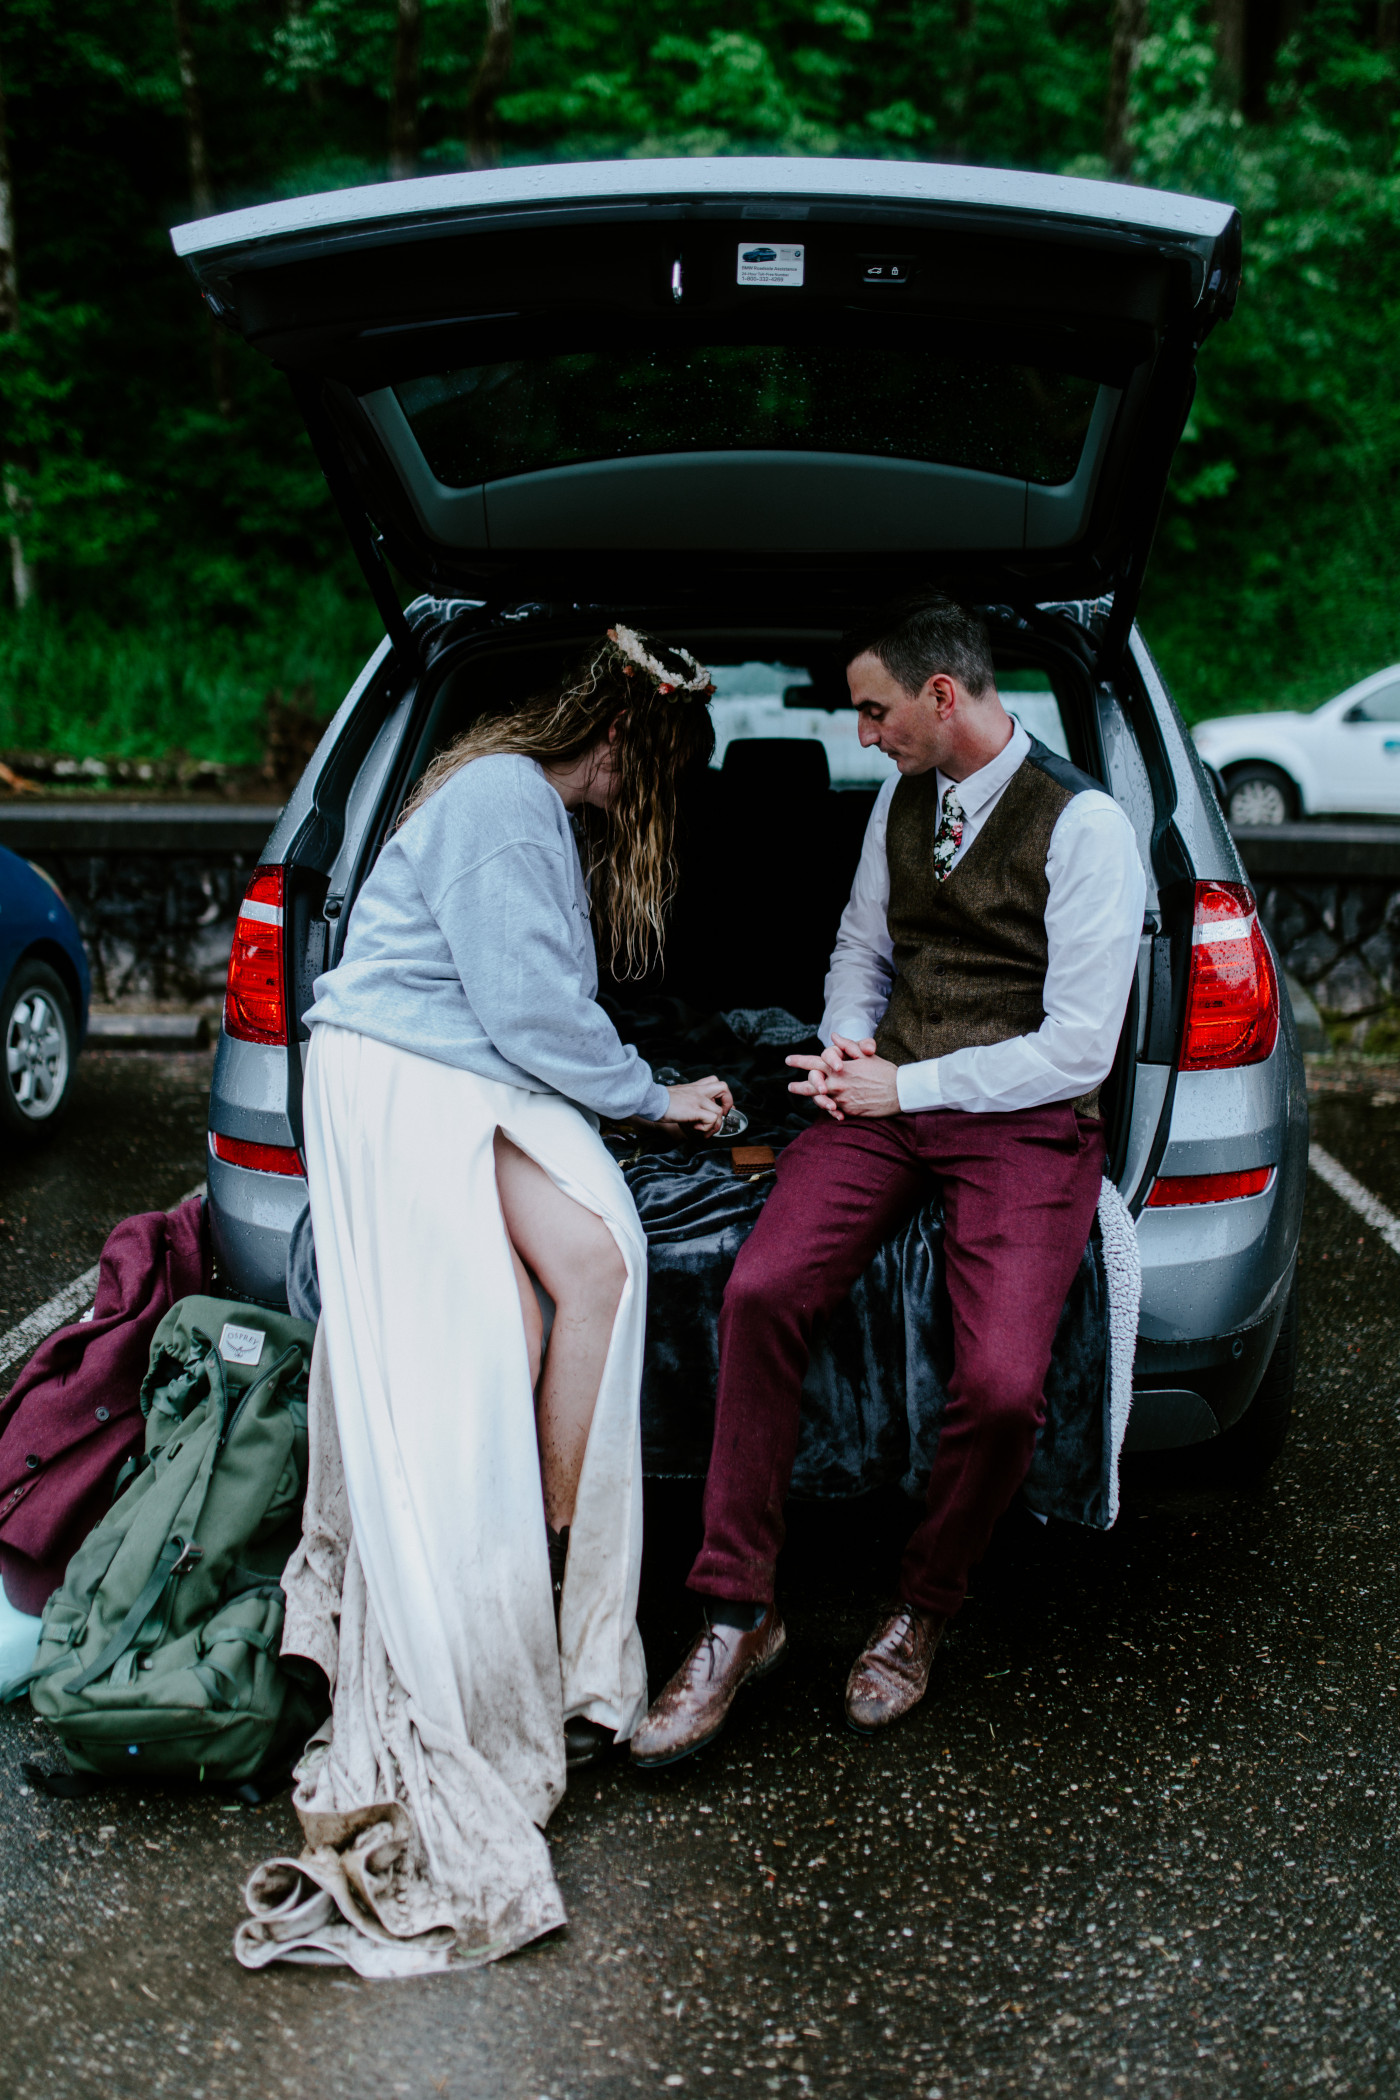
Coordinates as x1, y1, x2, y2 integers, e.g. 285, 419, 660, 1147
843, 591, 996, 700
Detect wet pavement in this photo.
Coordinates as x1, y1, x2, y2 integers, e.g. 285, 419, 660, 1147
0, 1048, 214, 1331
2, 1057, 1399, 2098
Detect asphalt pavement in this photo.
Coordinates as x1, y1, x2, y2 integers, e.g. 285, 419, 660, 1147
2, 1052, 1399, 2100
0, 1047, 215, 1334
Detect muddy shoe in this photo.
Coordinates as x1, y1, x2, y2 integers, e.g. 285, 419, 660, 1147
630, 1607, 787, 1769
844, 1604, 945, 1735
565, 1716, 614, 1770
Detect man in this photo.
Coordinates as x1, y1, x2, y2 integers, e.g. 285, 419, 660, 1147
631, 591, 1146, 1765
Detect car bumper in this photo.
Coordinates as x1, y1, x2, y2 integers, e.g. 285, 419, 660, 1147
1128, 1037, 1308, 1448
206, 1146, 304, 1310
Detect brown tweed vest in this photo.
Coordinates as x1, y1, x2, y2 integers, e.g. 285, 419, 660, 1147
874, 743, 1090, 1071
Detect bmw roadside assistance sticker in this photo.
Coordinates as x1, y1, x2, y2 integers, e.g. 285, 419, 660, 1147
737, 242, 805, 287
219, 1322, 266, 1367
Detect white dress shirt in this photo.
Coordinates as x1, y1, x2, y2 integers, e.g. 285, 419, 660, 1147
820, 722, 1147, 1114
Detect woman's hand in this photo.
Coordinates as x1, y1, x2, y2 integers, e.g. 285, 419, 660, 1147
649, 1075, 734, 1136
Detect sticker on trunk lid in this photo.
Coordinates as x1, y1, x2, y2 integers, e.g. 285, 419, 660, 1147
219, 1322, 266, 1367
737, 243, 804, 287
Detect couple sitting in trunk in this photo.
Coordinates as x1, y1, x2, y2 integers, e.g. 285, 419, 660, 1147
273, 590, 1143, 1971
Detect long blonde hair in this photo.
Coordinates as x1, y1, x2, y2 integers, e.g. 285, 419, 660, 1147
398, 633, 715, 977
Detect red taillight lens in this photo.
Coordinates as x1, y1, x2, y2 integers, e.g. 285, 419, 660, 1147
209, 1131, 304, 1177
1146, 1165, 1274, 1208
224, 865, 286, 1046
1179, 880, 1279, 1072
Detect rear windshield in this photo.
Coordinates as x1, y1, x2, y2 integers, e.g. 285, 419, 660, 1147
396, 347, 1100, 490
710, 664, 1069, 790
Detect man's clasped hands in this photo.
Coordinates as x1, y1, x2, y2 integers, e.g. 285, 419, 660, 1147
785, 1033, 901, 1121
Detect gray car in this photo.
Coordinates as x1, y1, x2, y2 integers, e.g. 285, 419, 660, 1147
174, 157, 1306, 1477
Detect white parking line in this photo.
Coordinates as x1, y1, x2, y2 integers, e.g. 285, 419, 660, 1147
1308, 1144, 1400, 1259
0, 1184, 208, 1379
0, 1266, 103, 1377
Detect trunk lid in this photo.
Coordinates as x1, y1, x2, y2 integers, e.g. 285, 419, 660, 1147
173, 158, 1239, 650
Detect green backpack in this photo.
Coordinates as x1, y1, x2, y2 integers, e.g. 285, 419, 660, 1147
19, 1296, 324, 1785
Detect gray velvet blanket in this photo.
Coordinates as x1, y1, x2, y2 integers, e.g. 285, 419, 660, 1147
608, 1000, 1137, 1531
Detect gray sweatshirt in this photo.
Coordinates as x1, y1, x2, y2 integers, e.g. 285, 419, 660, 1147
305, 753, 669, 1122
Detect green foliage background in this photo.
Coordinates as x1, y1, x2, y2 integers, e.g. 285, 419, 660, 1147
0, 0, 1397, 760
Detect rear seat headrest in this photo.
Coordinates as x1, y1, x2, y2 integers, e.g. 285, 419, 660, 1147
720, 738, 831, 798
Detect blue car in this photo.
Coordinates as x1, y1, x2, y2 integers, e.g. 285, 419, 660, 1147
0, 847, 90, 1140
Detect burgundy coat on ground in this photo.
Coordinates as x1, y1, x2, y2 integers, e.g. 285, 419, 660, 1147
0, 1196, 211, 1616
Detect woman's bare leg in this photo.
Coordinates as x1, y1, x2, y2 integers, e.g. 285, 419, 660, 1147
506, 1232, 544, 1391
494, 1130, 626, 1531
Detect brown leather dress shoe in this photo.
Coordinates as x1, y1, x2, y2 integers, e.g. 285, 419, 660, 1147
630, 1608, 787, 1769
844, 1604, 945, 1735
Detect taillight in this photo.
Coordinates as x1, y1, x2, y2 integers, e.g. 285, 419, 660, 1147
209, 1131, 304, 1177
225, 866, 286, 1046
1146, 1165, 1274, 1208
1180, 880, 1279, 1071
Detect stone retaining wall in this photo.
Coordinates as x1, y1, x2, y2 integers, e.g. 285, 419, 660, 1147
0, 806, 281, 1007
1257, 880, 1399, 1017
1234, 826, 1400, 1052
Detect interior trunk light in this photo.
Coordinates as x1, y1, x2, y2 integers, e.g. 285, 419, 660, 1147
1146, 1165, 1275, 1208
224, 865, 287, 1046
1179, 880, 1279, 1071
209, 1131, 304, 1177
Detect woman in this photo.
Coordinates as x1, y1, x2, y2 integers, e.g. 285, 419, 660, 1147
234, 628, 731, 1979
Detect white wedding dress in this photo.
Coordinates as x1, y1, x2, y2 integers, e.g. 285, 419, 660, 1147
234, 1023, 649, 1978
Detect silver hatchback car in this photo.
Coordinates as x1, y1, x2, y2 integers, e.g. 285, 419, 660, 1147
174, 157, 1307, 1477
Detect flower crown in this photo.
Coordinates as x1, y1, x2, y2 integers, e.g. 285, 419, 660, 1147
607, 624, 714, 698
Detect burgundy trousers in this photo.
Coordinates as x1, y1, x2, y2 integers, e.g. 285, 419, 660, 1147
688, 1103, 1105, 1621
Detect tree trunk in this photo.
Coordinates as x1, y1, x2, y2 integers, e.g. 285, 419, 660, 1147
1379, 0, 1399, 50
389, 0, 423, 179
1104, 0, 1147, 175
0, 48, 33, 609
1214, 0, 1294, 116
465, 0, 515, 171
1212, 0, 1302, 120
1213, 0, 1247, 103
170, 0, 232, 414
1243, 0, 1300, 117
171, 0, 214, 217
